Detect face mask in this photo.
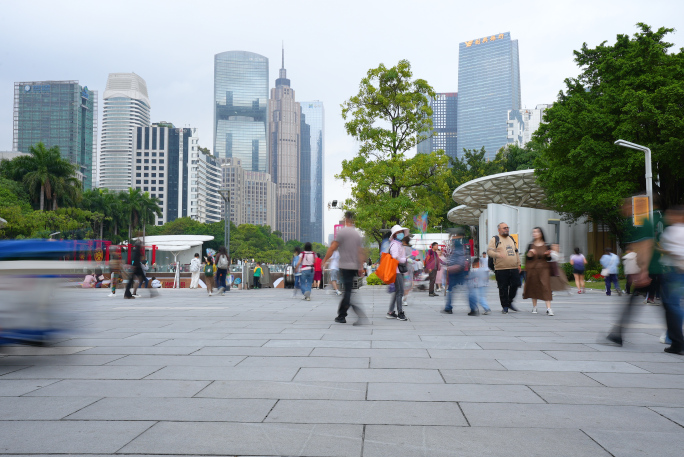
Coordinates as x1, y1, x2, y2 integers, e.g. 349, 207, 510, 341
396, 233, 405, 241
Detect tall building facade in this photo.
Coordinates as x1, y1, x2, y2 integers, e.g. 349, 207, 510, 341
213, 51, 269, 172
456, 32, 521, 159
13, 81, 97, 189
507, 104, 551, 147
100, 73, 151, 191
219, 157, 276, 228
269, 53, 301, 241
300, 101, 324, 243
417, 93, 458, 160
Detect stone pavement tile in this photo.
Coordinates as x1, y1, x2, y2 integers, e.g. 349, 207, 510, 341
420, 335, 522, 343
105, 355, 245, 366
24, 379, 210, 397
294, 368, 443, 383
119, 422, 362, 456
145, 366, 299, 381
195, 381, 367, 400
628, 362, 684, 374
53, 338, 169, 347
427, 349, 555, 360
0, 354, 126, 366
309, 348, 430, 358
223, 332, 324, 340
531, 386, 684, 407
66, 397, 276, 422
0, 365, 29, 375
191, 346, 313, 356
372, 340, 482, 349
584, 342, 666, 353
582, 429, 684, 457
320, 333, 422, 341
0, 379, 60, 396
370, 357, 505, 370
0, 396, 101, 420
367, 383, 544, 403
584, 373, 684, 388
263, 339, 371, 348
236, 356, 369, 368
477, 342, 598, 351
0, 346, 91, 356
441, 369, 602, 386
497, 360, 648, 373
650, 407, 684, 427
77, 346, 204, 355
125, 332, 228, 339
0, 420, 155, 454
155, 338, 269, 347
543, 351, 679, 362
362, 425, 610, 457
460, 403, 683, 431
265, 399, 467, 426
1, 365, 162, 380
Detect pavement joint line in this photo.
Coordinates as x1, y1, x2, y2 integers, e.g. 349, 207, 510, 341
60, 396, 105, 420
113, 420, 159, 454
438, 369, 447, 384
526, 385, 549, 404
646, 406, 684, 429
230, 356, 249, 367
457, 402, 471, 427
0, 366, 32, 376
191, 380, 216, 398
360, 423, 366, 457
579, 428, 617, 457
580, 372, 609, 386
141, 366, 169, 379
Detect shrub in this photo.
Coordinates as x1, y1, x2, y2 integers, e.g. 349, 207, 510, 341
585, 269, 601, 281
366, 272, 384, 286
561, 263, 574, 281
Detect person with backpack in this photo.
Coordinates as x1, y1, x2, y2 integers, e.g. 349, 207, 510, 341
189, 253, 201, 289
215, 246, 229, 295
487, 222, 522, 314
253, 262, 263, 289
296, 242, 316, 301
203, 257, 215, 296
522, 227, 554, 315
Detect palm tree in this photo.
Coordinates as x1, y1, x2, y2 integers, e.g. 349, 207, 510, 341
139, 192, 162, 240
121, 188, 147, 241
51, 174, 82, 210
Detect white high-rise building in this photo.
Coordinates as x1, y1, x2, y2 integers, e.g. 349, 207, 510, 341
507, 104, 551, 147
99, 73, 151, 191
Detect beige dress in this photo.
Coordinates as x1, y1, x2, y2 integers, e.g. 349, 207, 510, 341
523, 244, 552, 301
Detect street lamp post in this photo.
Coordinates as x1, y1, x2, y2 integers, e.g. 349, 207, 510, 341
614, 140, 654, 224
218, 189, 230, 255
433, 225, 443, 237
501, 204, 520, 241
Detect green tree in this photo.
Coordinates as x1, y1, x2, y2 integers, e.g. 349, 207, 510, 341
339, 60, 450, 243
534, 23, 684, 239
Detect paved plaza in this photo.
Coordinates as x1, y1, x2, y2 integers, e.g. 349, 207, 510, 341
1, 285, 683, 456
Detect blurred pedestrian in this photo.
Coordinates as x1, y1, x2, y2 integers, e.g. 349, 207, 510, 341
327, 249, 342, 296
441, 228, 469, 315
549, 244, 569, 294
253, 262, 263, 289
401, 234, 414, 308
296, 242, 316, 301
125, 241, 155, 299
324, 211, 368, 325
622, 248, 640, 295
522, 227, 554, 316
292, 247, 303, 297
659, 205, 684, 355
426, 242, 445, 297
467, 258, 491, 315
313, 253, 323, 289
387, 224, 409, 321
600, 248, 623, 296
189, 253, 201, 289
216, 246, 229, 295
203, 257, 215, 295
570, 248, 587, 294
487, 222, 522, 314
108, 249, 122, 297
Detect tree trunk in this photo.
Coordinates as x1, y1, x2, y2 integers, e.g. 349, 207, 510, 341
52, 196, 57, 211
39, 184, 44, 211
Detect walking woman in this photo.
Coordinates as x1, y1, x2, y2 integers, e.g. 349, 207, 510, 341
296, 242, 316, 301
387, 225, 408, 321
204, 257, 215, 296
570, 247, 587, 293
215, 246, 229, 295
522, 227, 554, 315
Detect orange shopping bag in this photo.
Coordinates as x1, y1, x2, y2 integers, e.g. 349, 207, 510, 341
375, 252, 398, 284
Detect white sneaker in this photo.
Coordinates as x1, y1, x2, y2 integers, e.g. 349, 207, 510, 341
532, 308, 538, 314
208, 293, 213, 297
335, 290, 342, 296
133, 294, 141, 298
546, 309, 554, 316
108, 293, 115, 297
305, 296, 311, 301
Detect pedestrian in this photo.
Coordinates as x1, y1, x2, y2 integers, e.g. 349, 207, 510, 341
296, 242, 316, 301
138, 259, 150, 289
622, 248, 640, 295
570, 247, 587, 293
467, 258, 491, 315
482, 251, 488, 264
82, 271, 96, 288
659, 205, 684, 355
203, 257, 215, 296
313, 253, 323, 289
441, 228, 469, 315
549, 244, 569, 294
522, 227, 554, 315
291, 247, 303, 297
189, 253, 201, 289
108, 249, 122, 297
215, 246, 229, 295
438, 249, 448, 294
125, 241, 156, 299
600, 248, 623, 296
151, 276, 162, 288
487, 222, 522, 314
327, 249, 342, 296
253, 262, 263, 289
323, 211, 368, 324
401, 235, 414, 308
425, 242, 445, 297
387, 224, 409, 321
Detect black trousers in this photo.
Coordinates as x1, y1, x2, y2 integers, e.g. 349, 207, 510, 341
610, 282, 654, 341
495, 269, 520, 309
337, 269, 366, 320
428, 269, 438, 294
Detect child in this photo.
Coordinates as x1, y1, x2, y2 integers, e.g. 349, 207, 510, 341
151, 277, 162, 289
253, 262, 263, 289
203, 258, 215, 295
467, 258, 492, 316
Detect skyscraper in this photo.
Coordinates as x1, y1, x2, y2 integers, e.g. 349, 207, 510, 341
269, 50, 301, 242
214, 51, 269, 172
300, 101, 324, 244
456, 32, 521, 159
507, 104, 551, 147
13, 81, 97, 189
99, 73, 151, 191
417, 93, 457, 160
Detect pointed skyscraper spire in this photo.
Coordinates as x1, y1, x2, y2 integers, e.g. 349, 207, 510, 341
282, 41, 285, 69
276, 41, 290, 87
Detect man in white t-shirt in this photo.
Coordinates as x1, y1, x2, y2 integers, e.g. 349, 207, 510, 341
189, 253, 201, 289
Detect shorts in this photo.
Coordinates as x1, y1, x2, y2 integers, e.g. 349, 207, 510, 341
314, 271, 322, 281
330, 269, 339, 282
573, 268, 585, 275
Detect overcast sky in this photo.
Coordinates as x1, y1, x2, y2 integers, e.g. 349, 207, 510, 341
1, 0, 682, 240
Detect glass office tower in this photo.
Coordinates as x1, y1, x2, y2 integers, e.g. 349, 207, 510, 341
456, 32, 521, 159
417, 93, 458, 160
214, 51, 269, 173
13, 81, 97, 189
300, 101, 324, 244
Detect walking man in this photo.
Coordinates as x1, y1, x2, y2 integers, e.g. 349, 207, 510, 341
323, 211, 368, 325
189, 253, 201, 289
440, 228, 469, 315
600, 248, 623, 296
488, 222, 521, 314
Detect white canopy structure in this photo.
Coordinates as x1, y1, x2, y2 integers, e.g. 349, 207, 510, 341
447, 205, 483, 226
451, 169, 548, 210
133, 235, 214, 288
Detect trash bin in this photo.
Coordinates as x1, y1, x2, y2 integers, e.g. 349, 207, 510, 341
284, 265, 295, 288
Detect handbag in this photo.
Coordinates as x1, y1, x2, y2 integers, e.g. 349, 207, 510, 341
601, 268, 609, 277
376, 252, 398, 284
398, 263, 408, 274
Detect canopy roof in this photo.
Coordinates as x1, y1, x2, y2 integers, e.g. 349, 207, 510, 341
135, 235, 213, 244
447, 205, 483, 226
451, 169, 549, 210
153, 245, 192, 252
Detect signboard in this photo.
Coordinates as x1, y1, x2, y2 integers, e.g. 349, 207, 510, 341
333, 224, 344, 239
510, 233, 519, 247
633, 196, 649, 226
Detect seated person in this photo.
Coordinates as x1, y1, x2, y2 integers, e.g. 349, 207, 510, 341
151, 277, 162, 288
94, 268, 105, 288
82, 272, 96, 288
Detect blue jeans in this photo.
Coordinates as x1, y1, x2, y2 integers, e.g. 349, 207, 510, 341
216, 268, 227, 290
662, 270, 684, 350
445, 271, 466, 311
294, 274, 301, 292
469, 286, 491, 312
301, 270, 314, 298
605, 274, 621, 295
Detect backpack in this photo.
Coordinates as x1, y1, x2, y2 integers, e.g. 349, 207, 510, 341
217, 255, 228, 269
204, 264, 214, 276
488, 236, 517, 271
